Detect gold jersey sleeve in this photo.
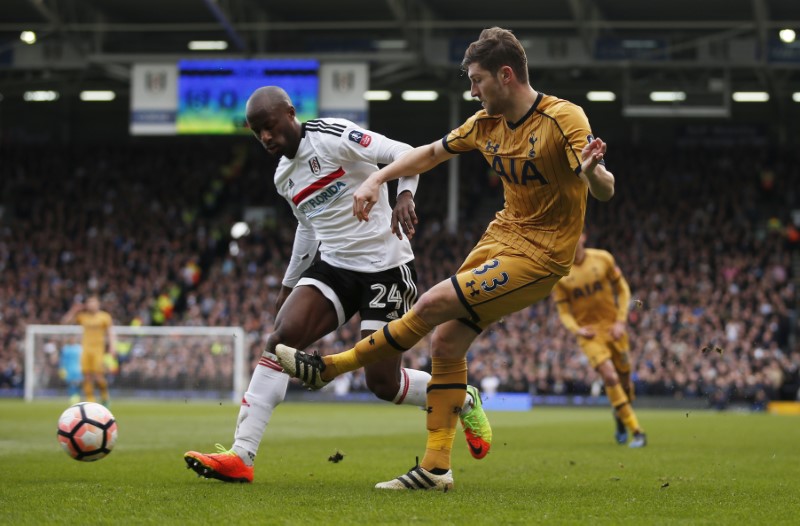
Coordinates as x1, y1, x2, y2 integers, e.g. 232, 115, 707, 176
76, 311, 112, 352
552, 249, 623, 328
442, 94, 596, 276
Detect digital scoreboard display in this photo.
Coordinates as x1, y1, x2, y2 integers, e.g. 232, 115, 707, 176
176, 59, 319, 134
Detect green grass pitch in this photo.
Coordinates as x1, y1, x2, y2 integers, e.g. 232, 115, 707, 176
1, 399, 798, 525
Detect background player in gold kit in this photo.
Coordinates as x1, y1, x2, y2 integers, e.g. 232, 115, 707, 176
277, 26, 615, 491
61, 295, 115, 406
552, 232, 646, 448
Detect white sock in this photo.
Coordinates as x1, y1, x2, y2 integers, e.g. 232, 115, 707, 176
463, 389, 475, 412
392, 368, 431, 408
392, 369, 475, 412
232, 351, 288, 466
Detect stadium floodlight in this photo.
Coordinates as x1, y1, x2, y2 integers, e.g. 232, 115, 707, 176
188, 40, 228, 50
586, 91, 616, 102
364, 90, 392, 101
779, 29, 796, 43
649, 91, 686, 102
401, 90, 439, 101
20, 31, 36, 44
23, 90, 59, 102
463, 90, 479, 101
375, 39, 407, 50
793, 92, 800, 102
623, 106, 729, 118
732, 91, 769, 102
230, 221, 250, 239
80, 90, 116, 102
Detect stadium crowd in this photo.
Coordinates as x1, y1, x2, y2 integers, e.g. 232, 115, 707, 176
1, 143, 798, 410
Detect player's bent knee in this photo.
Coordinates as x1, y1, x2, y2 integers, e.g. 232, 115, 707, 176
601, 370, 620, 386
265, 331, 298, 354
365, 375, 399, 402
597, 361, 620, 386
410, 292, 438, 319
412, 285, 463, 324
430, 332, 466, 361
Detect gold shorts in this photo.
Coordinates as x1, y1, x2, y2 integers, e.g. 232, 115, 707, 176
81, 349, 105, 374
578, 330, 630, 373
451, 234, 560, 330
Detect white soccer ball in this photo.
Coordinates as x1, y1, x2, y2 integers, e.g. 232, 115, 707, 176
56, 402, 118, 461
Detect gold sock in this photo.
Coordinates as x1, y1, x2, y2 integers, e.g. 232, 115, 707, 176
325, 309, 433, 380
83, 379, 95, 402
420, 357, 467, 472
97, 377, 109, 402
624, 382, 635, 402
607, 383, 642, 433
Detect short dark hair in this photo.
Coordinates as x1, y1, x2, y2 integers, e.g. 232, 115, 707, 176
462, 27, 529, 84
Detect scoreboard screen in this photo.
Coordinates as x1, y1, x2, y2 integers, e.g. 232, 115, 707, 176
176, 59, 319, 134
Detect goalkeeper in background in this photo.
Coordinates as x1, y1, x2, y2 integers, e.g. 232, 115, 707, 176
59, 336, 83, 404
61, 295, 115, 406
551, 232, 646, 447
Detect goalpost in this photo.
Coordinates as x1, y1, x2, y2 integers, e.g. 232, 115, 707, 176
25, 325, 247, 402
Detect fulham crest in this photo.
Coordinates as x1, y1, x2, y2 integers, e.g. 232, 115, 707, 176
309, 156, 321, 175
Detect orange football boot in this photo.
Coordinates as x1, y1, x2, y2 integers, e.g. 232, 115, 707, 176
184, 444, 254, 483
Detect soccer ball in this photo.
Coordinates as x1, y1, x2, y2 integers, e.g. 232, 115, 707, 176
57, 402, 118, 461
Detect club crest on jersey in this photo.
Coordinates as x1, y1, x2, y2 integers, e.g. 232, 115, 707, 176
528, 134, 537, 158
349, 130, 372, 147
308, 156, 321, 175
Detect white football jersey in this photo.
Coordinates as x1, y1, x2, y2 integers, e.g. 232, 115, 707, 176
275, 118, 415, 275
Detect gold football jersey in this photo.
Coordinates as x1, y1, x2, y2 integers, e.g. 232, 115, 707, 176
552, 248, 628, 328
443, 93, 596, 276
76, 310, 113, 352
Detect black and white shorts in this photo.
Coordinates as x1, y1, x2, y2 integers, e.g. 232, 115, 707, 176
296, 259, 418, 331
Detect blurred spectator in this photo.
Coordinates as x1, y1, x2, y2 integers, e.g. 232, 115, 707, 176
1, 144, 798, 411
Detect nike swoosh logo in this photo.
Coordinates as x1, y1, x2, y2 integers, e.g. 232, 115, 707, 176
469, 443, 484, 456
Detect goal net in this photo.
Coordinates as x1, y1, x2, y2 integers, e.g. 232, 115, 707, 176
25, 325, 247, 402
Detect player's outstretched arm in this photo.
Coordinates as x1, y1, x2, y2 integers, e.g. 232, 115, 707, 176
281, 219, 318, 293
60, 302, 83, 324
580, 137, 615, 201
354, 140, 454, 221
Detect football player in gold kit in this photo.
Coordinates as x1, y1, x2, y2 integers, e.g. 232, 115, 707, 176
552, 233, 646, 447
62, 295, 115, 405
277, 27, 616, 490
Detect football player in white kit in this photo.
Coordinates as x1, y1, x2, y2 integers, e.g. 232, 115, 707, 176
184, 86, 490, 483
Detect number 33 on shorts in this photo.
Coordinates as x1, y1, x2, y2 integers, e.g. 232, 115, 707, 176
472, 259, 509, 292
452, 246, 560, 329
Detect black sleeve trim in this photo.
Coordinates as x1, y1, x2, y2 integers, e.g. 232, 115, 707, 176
441, 135, 459, 154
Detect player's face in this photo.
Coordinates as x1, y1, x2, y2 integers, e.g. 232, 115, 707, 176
247, 105, 299, 159
467, 63, 507, 116
86, 297, 100, 312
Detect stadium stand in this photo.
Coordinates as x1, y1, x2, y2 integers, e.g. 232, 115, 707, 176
1, 142, 798, 409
